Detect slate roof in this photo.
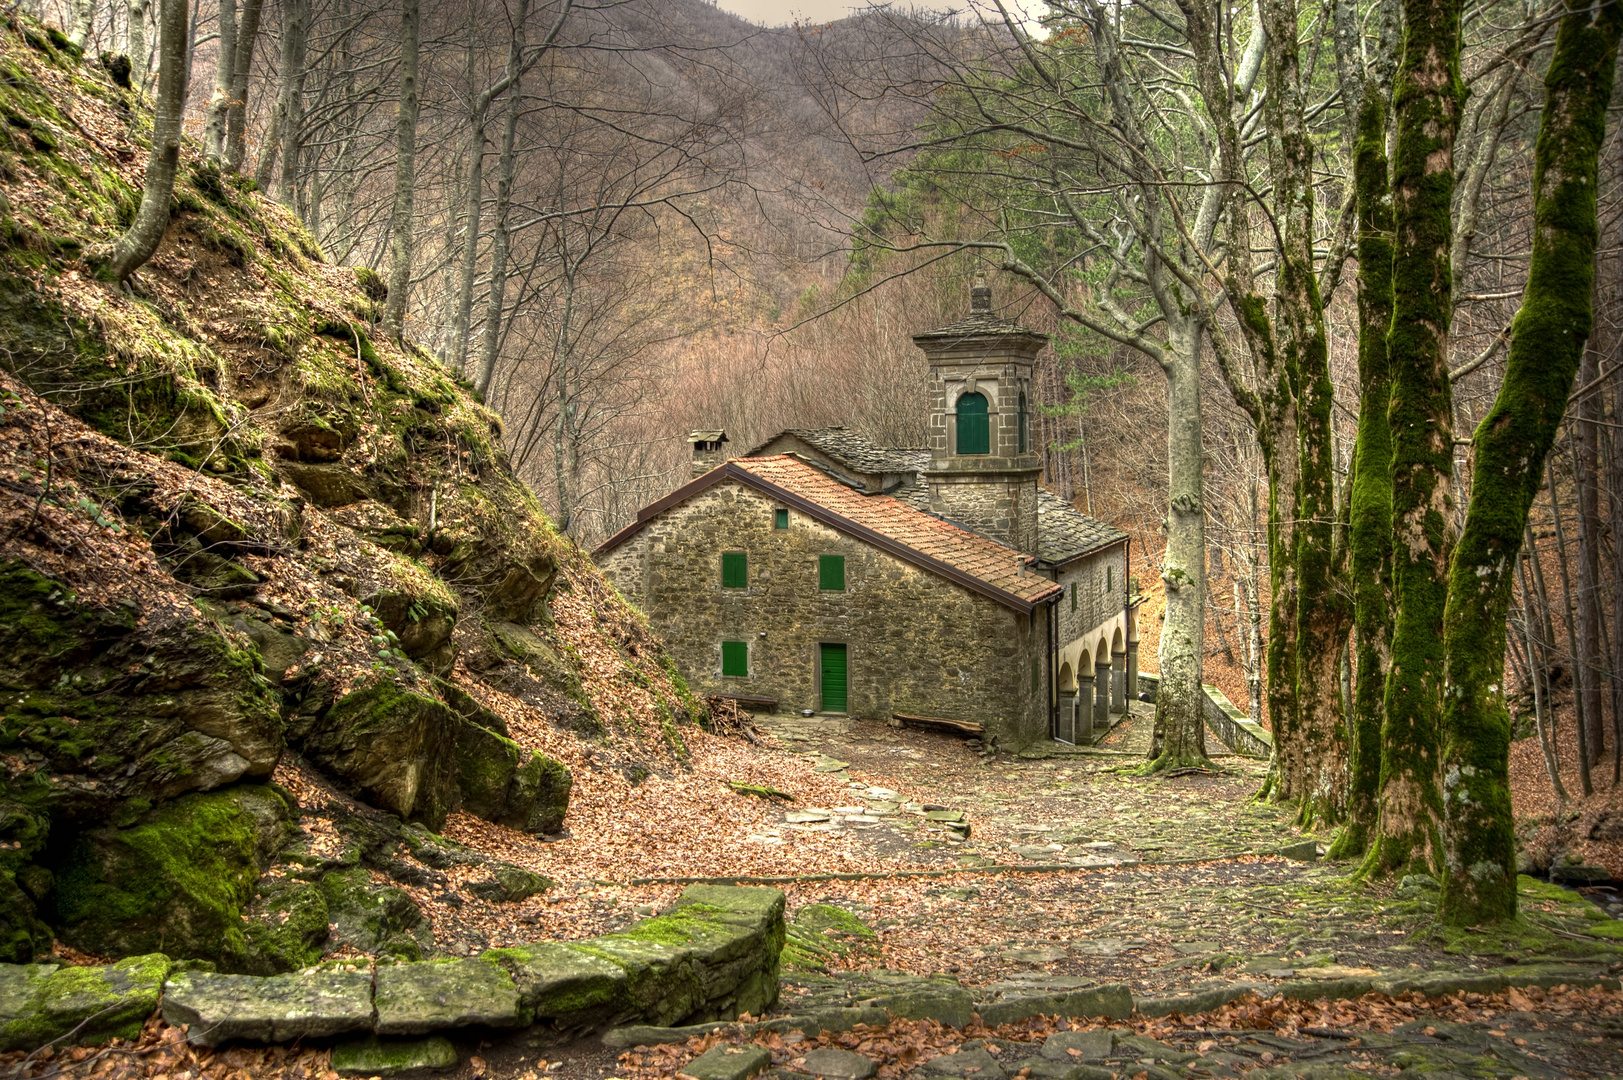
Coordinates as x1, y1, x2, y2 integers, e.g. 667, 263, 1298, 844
595, 456, 1061, 611
746, 427, 929, 475
1036, 490, 1128, 565
911, 311, 1050, 347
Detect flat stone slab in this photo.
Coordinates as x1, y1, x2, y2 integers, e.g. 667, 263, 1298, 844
976, 982, 1132, 1026
1041, 1030, 1113, 1061
374, 958, 522, 1034
602, 1021, 737, 1048
679, 1043, 773, 1080
800, 1047, 878, 1079
494, 941, 625, 1018
163, 969, 376, 1047
1, 954, 171, 1052
921, 1046, 1005, 1079
1133, 981, 1266, 1018
0, 965, 57, 1022
813, 759, 851, 774
924, 810, 965, 823
785, 811, 832, 823
998, 946, 1069, 964
331, 1035, 458, 1075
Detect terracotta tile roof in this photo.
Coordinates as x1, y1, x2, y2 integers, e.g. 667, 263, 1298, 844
730, 456, 1059, 608
595, 456, 1060, 611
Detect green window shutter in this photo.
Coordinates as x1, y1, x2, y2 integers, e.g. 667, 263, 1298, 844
774, 508, 788, 530
818, 554, 845, 591
722, 552, 747, 588
820, 643, 847, 712
956, 392, 990, 455
722, 640, 747, 677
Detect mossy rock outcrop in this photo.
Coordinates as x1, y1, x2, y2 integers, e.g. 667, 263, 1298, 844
285, 679, 459, 830
0, 562, 283, 822
453, 716, 572, 834
363, 586, 458, 676
49, 785, 292, 966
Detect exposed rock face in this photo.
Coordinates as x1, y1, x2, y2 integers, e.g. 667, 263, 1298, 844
0, 563, 284, 821
286, 680, 459, 829
49, 785, 293, 965
453, 715, 573, 834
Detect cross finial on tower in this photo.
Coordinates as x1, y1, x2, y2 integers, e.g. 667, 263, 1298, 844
971, 277, 991, 312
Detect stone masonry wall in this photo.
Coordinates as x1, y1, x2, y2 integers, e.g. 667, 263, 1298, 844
1054, 542, 1129, 660
597, 482, 1049, 744
928, 473, 1040, 555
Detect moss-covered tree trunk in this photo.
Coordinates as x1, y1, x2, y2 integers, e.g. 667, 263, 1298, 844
1208, 0, 1348, 824
1439, 0, 1622, 925
1329, 0, 1398, 857
102, 0, 189, 282
1363, 0, 1464, 880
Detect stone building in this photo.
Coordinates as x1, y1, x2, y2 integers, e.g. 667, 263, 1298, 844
595, 284, 1137, 747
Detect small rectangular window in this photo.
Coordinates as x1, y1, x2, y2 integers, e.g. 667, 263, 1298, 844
722, 552, 747, 589
721, 640, 748, 677
1070, 581, 1077, 612
1107, 565, 1113, 591
819, 555, 845, 591
774, 508, 789, 530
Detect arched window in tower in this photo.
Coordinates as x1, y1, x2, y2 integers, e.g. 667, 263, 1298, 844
956, 392, 990, 455
1018, 392, 1028, 454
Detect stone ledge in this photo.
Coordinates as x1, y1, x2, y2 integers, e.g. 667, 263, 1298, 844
0, 884, 786, 1052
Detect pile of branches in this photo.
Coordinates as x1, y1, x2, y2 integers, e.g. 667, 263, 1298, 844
705, 695, 766, 745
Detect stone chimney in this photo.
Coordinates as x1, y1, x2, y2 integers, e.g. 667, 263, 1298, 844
690, 430, 730, 478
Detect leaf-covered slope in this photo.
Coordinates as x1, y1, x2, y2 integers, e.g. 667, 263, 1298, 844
0, 16, 703, 969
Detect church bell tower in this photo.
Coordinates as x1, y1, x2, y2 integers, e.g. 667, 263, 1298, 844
912, 280, 1047, 553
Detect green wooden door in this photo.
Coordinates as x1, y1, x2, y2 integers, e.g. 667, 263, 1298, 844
820, 643, 848, 713
956, 392, 989, 455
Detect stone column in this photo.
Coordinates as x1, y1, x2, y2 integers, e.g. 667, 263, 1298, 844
1111, 649, 1127, 714
1059, 693, 1078, 743
1075, 676, 1094, 742
1125, 605, 1140, 700
1094, 657, 1111, 729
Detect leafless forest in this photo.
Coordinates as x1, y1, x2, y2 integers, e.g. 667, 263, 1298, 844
26, 0, 1623, 800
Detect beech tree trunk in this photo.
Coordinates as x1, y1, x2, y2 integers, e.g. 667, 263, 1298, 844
1330, 0, 1397, 860
70, 0, 96, 49
383, 0, 422, 343
1149, 317, 1210, 770
103, 0, 189, 282
263, 0, 308, 207
224, 0, 262, 172
129, 0, 150, 89
452, 0, 531, 373
473, 49, 522, 399
202, 0, 234, 163
1440, 0, 1622, 924
1365, 0, 1463, 880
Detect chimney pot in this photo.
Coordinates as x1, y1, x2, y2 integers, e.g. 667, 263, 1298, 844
971, 277, 992, 313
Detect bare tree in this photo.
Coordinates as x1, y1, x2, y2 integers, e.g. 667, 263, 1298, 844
101, 0, 190, 282
383, 0, 421, 342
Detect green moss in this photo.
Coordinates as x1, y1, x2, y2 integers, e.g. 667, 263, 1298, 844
240, 877, 331, 974
0, 953, 172, 1052
50, 786, 290, 965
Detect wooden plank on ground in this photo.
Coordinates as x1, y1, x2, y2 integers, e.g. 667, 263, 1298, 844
893, 712, 985, 737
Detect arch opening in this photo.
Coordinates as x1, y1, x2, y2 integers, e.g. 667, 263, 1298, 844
955, 392, 990, 455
